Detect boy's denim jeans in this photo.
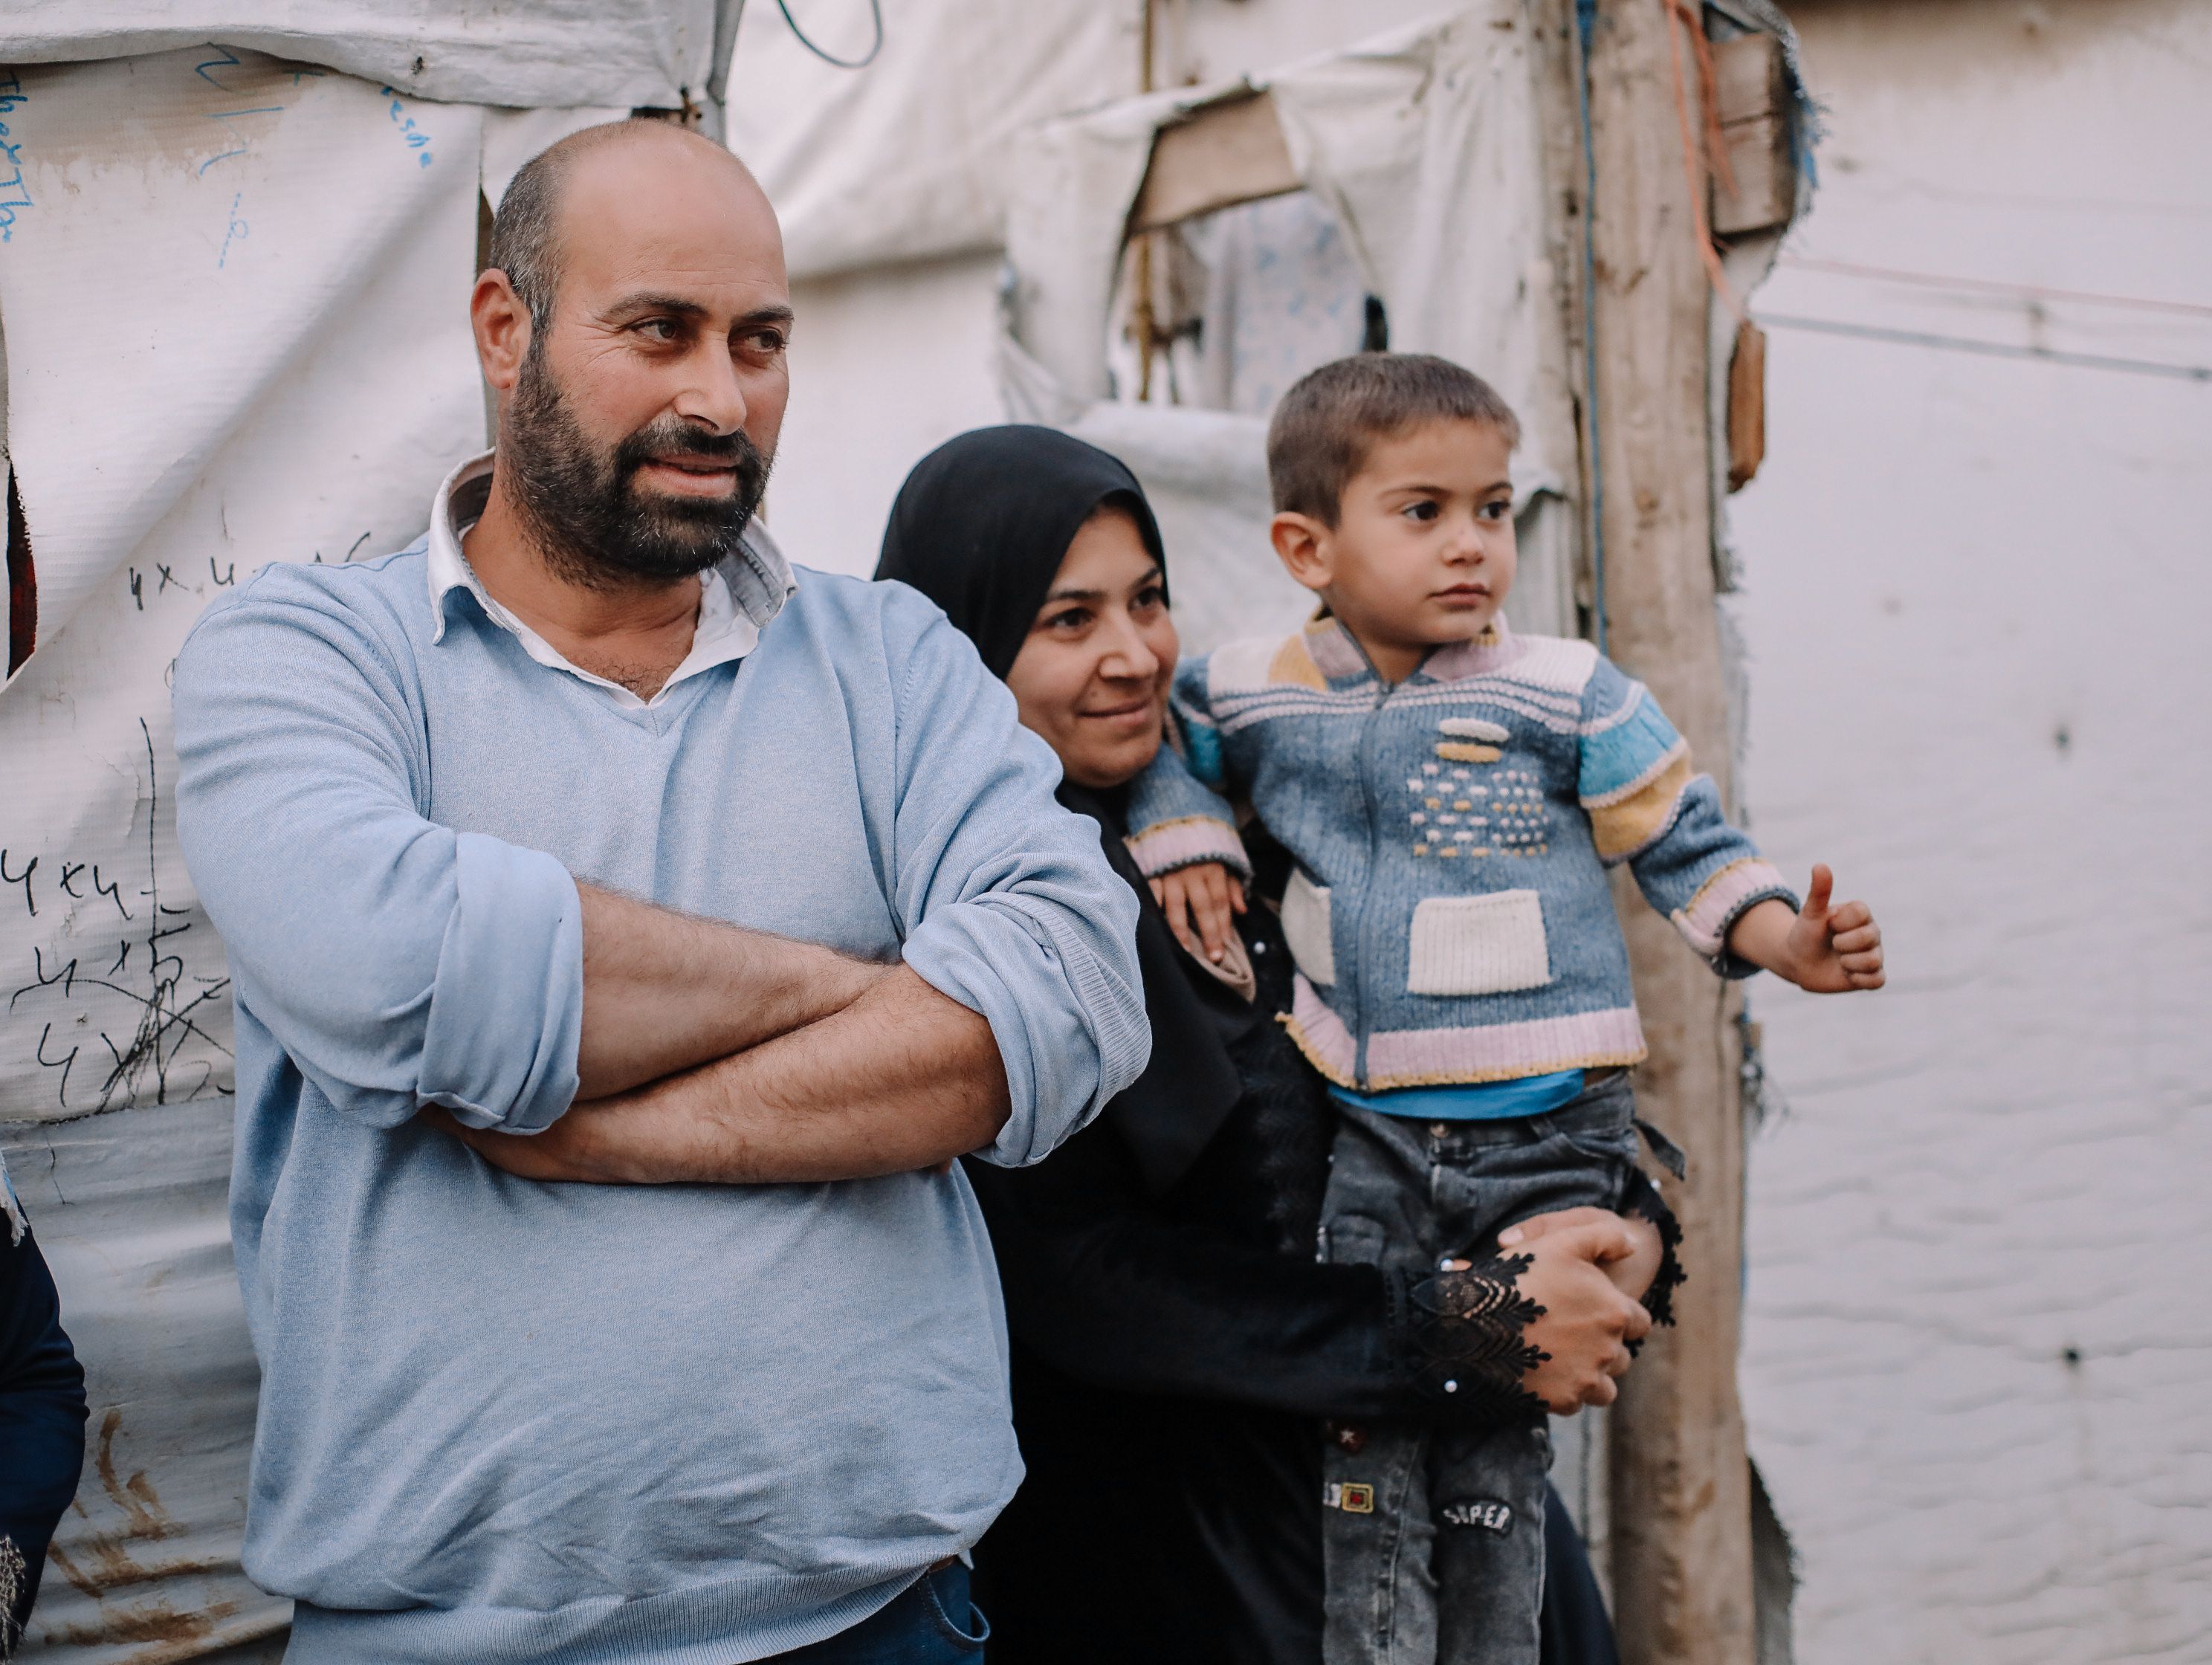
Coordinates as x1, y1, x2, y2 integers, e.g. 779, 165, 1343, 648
771, 1562, 989, 1664
1319, 1072, 1642, 1665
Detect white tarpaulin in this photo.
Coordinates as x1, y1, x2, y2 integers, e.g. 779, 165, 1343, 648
996, 4, 1582, 654
722, 0, 1142, 281
0, 50, 615, 1660
0, 2, 719, 113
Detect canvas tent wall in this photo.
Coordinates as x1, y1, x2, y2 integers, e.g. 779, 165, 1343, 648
0, 12, 731, 1657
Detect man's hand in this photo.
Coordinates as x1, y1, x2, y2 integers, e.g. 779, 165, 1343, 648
1724, 864, 1884, 992
424, 1103, 621, 1183
1148, 861, 1246, 965
1502, 1206, 1663, 1303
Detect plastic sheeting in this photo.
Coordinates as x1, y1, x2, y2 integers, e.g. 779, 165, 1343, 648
996, 4, 1582, 656
722, 0, 1142, 281
0, 50, 615, 1661
0, 1, 720, 113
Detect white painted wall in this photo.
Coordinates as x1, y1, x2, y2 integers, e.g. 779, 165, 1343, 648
1728, 3, 2212, 1661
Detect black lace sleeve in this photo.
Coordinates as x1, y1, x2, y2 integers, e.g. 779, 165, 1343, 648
1403, 1255, 1550, 1421
1618, 1167, 1687, 1337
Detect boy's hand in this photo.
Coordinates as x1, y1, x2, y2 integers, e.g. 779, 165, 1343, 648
1148, 861, 1248, 966
1726, 864, 1884, 992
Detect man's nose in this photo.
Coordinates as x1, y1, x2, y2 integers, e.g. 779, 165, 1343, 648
671, 341, 750, 436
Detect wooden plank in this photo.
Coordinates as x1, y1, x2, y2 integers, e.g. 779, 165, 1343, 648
1714, 110, 1793, 238
1127, 89, 1299, 236
1711, 29, 1786, 127
1582, 1, 1757, 1661
1727, 318, 1767, 491
1711, 33, 1794, 238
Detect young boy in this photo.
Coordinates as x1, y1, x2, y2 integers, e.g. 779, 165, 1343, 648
1125, 353, 1883, 1665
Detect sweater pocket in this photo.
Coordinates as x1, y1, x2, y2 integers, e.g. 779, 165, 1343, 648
1406, 890, 1552, 996
1282, 869, 1336, 986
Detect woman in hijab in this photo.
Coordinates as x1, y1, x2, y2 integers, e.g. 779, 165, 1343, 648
876, 426, 1669, 1665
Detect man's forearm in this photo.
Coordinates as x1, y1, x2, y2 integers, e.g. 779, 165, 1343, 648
573, 883, 890, 1099
456, 966, 1012, 1183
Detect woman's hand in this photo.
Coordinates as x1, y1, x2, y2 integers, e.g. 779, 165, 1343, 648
1148, 861, 1246, 964
1502, 1206, 1664, 1302
1448, 1212, 1655, 1415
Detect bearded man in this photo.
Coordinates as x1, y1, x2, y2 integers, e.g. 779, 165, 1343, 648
170, 120, 1146, 1664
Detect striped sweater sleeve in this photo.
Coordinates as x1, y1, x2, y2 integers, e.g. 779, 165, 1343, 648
1576, 655, 1795, 976
1122, 653, 1252, 882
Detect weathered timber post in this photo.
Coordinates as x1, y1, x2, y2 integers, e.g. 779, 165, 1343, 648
1582, 2, 1758, 1662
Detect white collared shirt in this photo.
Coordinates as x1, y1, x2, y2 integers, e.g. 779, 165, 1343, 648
424, 450, 797, 711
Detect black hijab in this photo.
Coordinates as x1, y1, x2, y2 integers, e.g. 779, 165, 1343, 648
875, 425, 1244, 1194
875, 425, 1167, 679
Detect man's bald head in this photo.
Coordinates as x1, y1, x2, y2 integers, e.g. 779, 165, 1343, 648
487, 119, 769, 339
470, 118, 791, 592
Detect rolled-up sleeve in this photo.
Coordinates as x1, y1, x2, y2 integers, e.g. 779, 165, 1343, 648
172, 574, 583, 1133
881, 595, 1149, 1168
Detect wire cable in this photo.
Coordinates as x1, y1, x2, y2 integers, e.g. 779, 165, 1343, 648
1777, 255, 2212, 320
775, 0, 885, 69
1755, 311, 2212, 383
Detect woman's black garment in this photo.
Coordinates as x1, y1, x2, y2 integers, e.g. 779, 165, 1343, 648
876, 426, 1631, 1664
1541, 1486, 1623, 1665
967, 790, 1550, 1664
967, 812, 1375, 1665
0, 1215, 89, 1651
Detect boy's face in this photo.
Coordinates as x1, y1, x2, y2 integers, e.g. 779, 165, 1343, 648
1274, 418, 1516, 679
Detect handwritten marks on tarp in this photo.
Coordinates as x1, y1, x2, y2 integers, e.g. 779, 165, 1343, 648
0, 44, 492, 1664
0, 46, 484, 1138
7, 719, 233, 1119
0, 71, 28, 242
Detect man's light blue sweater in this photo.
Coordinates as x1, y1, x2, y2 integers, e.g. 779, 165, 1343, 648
169, 466, 1148, 1665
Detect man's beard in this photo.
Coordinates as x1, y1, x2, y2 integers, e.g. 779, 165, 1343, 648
502, 348, 773, 590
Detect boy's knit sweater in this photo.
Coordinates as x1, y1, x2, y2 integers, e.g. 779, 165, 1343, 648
1125, 615, 1796, 1093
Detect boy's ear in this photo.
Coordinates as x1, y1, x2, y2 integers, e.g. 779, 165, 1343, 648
1270, 511, 1333, 595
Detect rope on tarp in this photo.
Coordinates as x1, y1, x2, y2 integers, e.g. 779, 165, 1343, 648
1661, 0, 1747, 323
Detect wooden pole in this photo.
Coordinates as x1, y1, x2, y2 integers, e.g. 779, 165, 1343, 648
1581, 2, 1757, 1661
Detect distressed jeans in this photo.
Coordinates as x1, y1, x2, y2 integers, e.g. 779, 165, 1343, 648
1319, 1072, 1642, 1665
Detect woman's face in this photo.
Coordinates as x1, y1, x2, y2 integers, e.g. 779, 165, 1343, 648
1004, 506, 1179, 790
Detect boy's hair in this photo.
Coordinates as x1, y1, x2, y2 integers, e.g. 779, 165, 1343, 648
1267, 353, 1521, 526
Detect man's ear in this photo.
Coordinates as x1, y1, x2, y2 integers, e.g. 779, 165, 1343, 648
471, 269, 533, 397
1270, 511, 1333, 595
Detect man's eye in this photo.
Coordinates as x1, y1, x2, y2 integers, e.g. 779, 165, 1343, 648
637, 319, 679, 342
746, 329, 788, 355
